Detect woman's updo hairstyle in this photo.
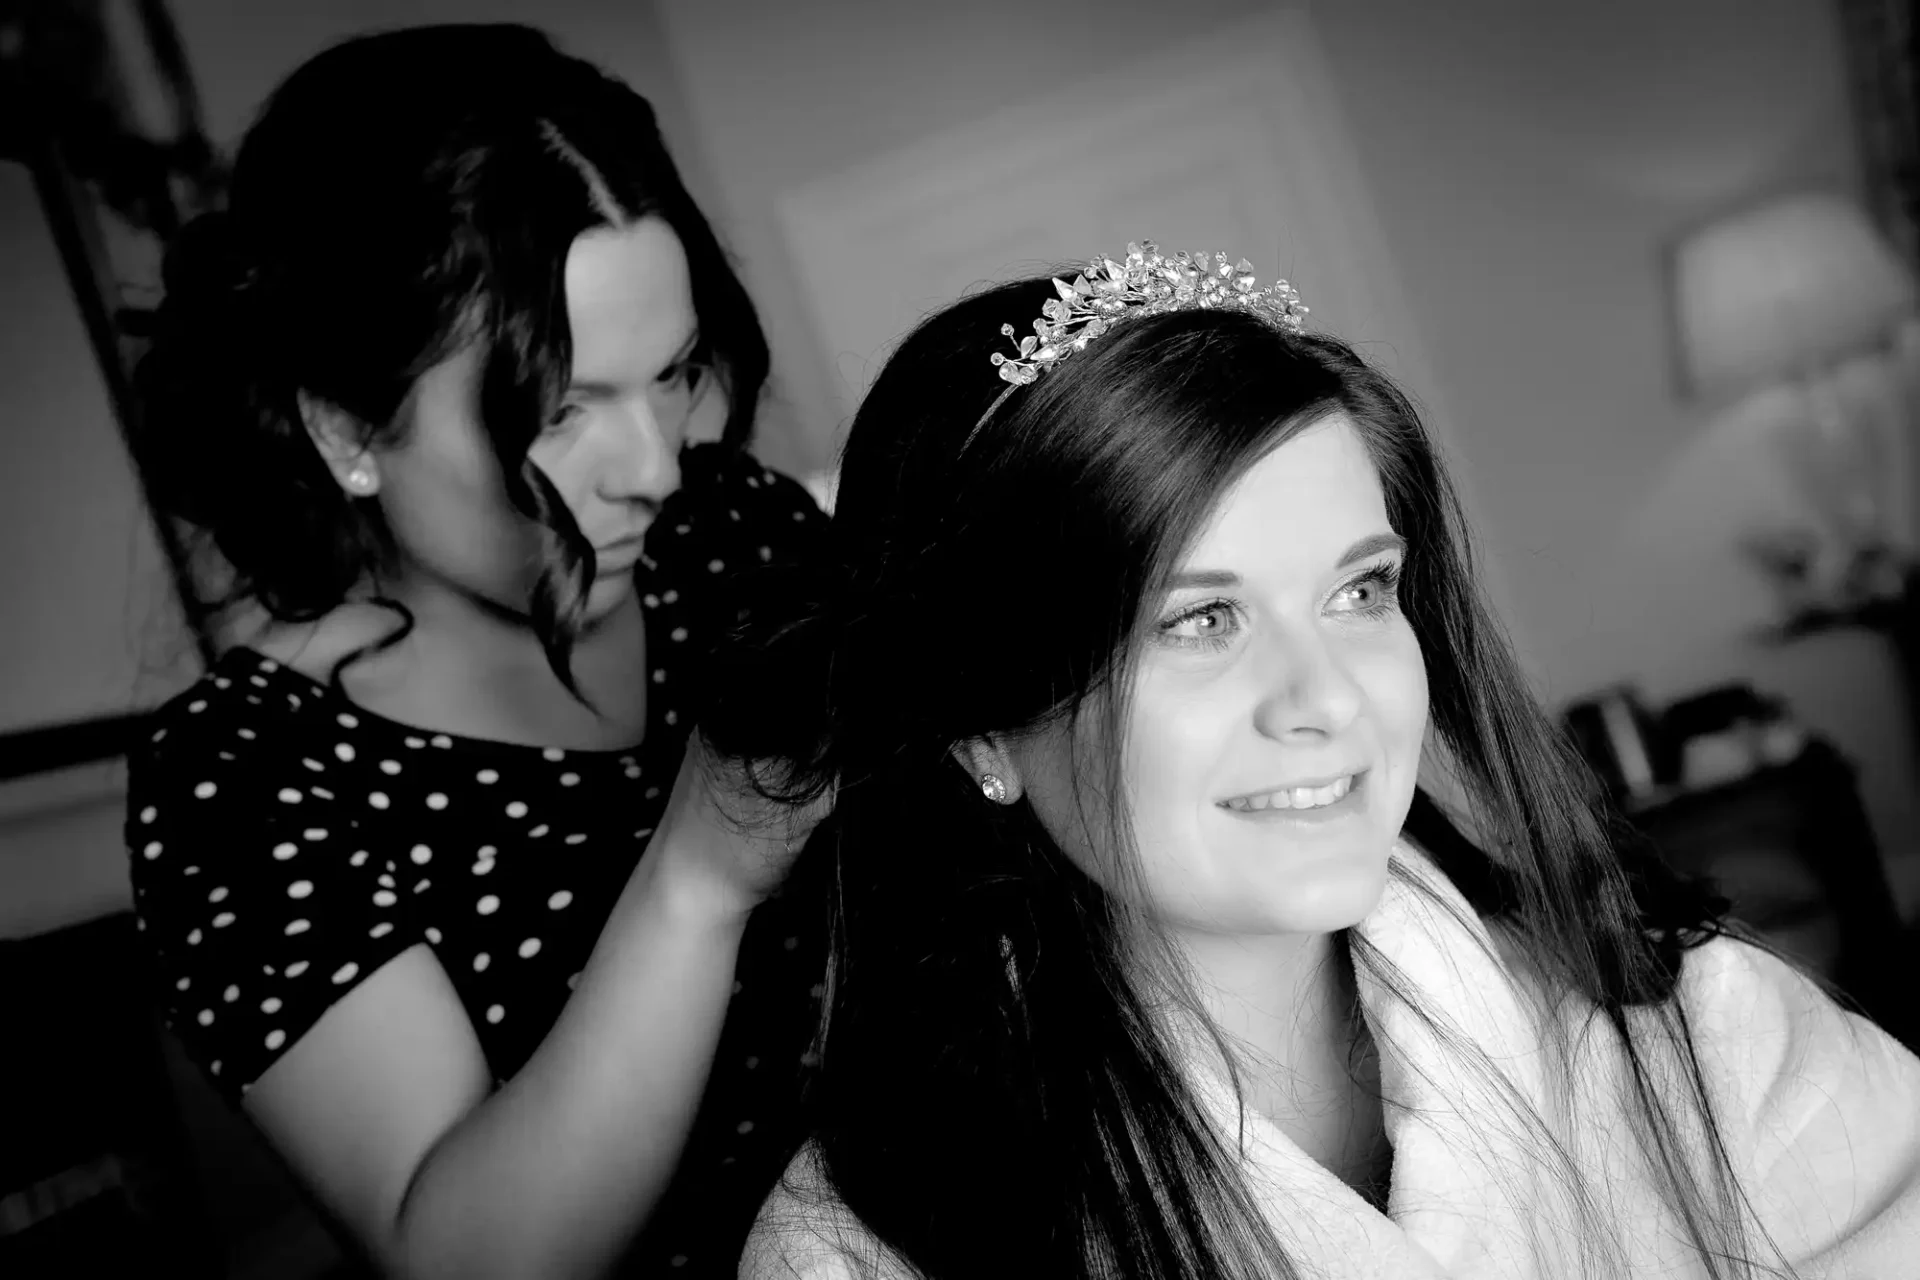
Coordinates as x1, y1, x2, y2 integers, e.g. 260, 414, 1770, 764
132, 24, 769, 685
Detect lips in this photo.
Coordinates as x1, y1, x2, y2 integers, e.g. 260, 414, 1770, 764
1219, 772, 1361, 813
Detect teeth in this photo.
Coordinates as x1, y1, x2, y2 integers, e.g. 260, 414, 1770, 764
1225, 774, 1354, 812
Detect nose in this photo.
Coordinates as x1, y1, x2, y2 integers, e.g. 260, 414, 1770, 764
1251, 624, 1363, 742
599, 399, 681, 506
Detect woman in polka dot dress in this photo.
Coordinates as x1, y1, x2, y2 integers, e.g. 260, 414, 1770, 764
123, 26, 827, 1280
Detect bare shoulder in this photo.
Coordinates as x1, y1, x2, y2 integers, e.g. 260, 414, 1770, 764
738, 1144, 911, 1280
230, 601, 404, 685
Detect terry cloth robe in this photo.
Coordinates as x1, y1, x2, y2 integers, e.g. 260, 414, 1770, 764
739, 846, 1920, 1278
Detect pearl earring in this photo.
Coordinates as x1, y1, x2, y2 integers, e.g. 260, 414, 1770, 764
980, 774, 1009, 804
346, 467, 374, 494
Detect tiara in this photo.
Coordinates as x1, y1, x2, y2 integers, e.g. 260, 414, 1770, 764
989, 240, 1308, 387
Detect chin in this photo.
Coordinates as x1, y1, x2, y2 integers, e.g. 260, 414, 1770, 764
1242, 835, 1394, 933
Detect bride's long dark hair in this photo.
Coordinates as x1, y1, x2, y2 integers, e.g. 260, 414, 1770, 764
707, 274, 1784, 1277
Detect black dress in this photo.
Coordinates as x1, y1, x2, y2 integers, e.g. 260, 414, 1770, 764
125, 445, 830, 1276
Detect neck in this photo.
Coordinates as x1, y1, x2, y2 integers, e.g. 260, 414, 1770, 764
1174, 927, 1353, 1078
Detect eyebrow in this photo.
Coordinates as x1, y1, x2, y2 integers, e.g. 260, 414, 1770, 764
565, 329, 701, 398
1166, 532, 1407, 589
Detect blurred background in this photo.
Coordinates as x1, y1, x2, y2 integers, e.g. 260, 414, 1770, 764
2, 0, 1918, 1275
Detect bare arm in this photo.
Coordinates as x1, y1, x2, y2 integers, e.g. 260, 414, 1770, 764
244, 740, 805, 1280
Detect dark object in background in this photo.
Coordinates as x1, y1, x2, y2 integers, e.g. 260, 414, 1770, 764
1564, 681, 1917, 1047
0, 912, 220, 1276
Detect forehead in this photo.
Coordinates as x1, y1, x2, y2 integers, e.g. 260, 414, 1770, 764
1183, 414, 1390, 569
563, 217, 695, 378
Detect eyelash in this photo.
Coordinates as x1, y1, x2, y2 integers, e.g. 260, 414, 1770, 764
1156, 561, 1404, 652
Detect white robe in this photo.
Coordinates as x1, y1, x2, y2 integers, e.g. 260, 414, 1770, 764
739, 847, 1920, 1278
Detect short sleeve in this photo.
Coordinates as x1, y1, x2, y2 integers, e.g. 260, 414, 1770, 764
1682, 937, 1920, 1267
127, 697, 423, 1100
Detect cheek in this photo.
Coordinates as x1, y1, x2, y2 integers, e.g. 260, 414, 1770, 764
1362, 626, 1429, 757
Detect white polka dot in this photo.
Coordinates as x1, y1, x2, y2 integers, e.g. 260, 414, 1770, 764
728, 508, 741, 521
548, 890, 574, 910
285, 919, 310, 936
431, 735, 452, 748
645, 787, 661, 800
249, 675, 268, 688
542, 747, 566, 762
183, 865, 200, 876
289, 880, 314, 899
472, 859, 495, 876
670, 627, 689, 642
665, 711, 679, 726
218, 751, 236, 762
270, 842, 296, 861
335, 743, 355, 762
529, 824, 549, 838
302, 758, 324, 772
518, 938, 541, 959
758, 545, 773, 562
413, 879, 430, 894
214, 677, 232, 689
473, 953, 491, 973
194, 782, 217, 799
369, 792, 389, 809
139, 806, 157, 824
411, 845, 432, 865
379, 759, 401, 775
277, 788, 302, 804
662, 589, 679, 603
212, 912, 235, 928
210, 1060, 222, 1075
425, 927, 442, 944
143, 842, 163, 860
485, 1004, 504, 1024
670, 1255, 689, 1269
426, 793, 448, 810
377, 874, 395, 889
477, 769, 499, 784
634, 827, 655, 841
311, 787, 334, 801
265, 1029, 287, 1051
349, 850, 369, 867
175, 976, 190, 992
189, 699, 207, 713
259, 658, 278, 671
791, 510, 805, 521
336, 713, 358, 729
237, 728, 255, 740
652, 669, 666, 684
262, 997, 283, 1014
285, 960, 310, 978
370, 921, 394, 939
477, 895, 500, 915
405, 736, 425, 749
784, 936, 799, 951
151, 728, 167, 743
505, 801, 528, 819
373, 890, 397, 907
261, 964, 275, 976
567, 972, 582, 990
708, 559, 726, 573
223, 985, 240, 1003
208, 886, 228, 903
187, 928, 203, 946
563, 833, 586, 846
303, 828, 327, 841
735, 1120, 755, 1134
624, 765, 642, 779
745, 1056, 760, 1070
197, 1009, 214, 1026
332, 963, 358, 985
675, 524, 691, 535
559, 772, 579, 787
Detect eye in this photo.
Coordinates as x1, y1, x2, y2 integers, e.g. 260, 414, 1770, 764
1328, 562, 1402, 617
546, 401, 587, 433
1157, 599, 1242, 651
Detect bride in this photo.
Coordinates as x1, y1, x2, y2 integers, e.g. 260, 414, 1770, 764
708, 243, 1920, 1278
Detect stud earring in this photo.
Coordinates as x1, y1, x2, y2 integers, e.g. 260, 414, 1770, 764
346, 467, 375, 495
980, 774, 1009, 804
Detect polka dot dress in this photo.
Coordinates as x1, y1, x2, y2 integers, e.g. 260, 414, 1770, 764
126, 445, 829, 1277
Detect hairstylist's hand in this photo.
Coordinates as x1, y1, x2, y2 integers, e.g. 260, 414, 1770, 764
651, 731, 830, 922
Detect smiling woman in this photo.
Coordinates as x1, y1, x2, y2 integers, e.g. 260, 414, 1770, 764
703, 249, 1920, 1279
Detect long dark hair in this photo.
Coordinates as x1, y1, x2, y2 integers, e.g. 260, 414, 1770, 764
131, 23, 769, 687
707, 275, 1783, 1278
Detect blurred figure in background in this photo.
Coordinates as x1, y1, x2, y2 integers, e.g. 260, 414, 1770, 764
122, 24, 825, 1279
711, 249, 1920, 1279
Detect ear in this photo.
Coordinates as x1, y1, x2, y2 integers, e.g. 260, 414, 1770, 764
298, 391, 381, 498
951, 736, 1021, 804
